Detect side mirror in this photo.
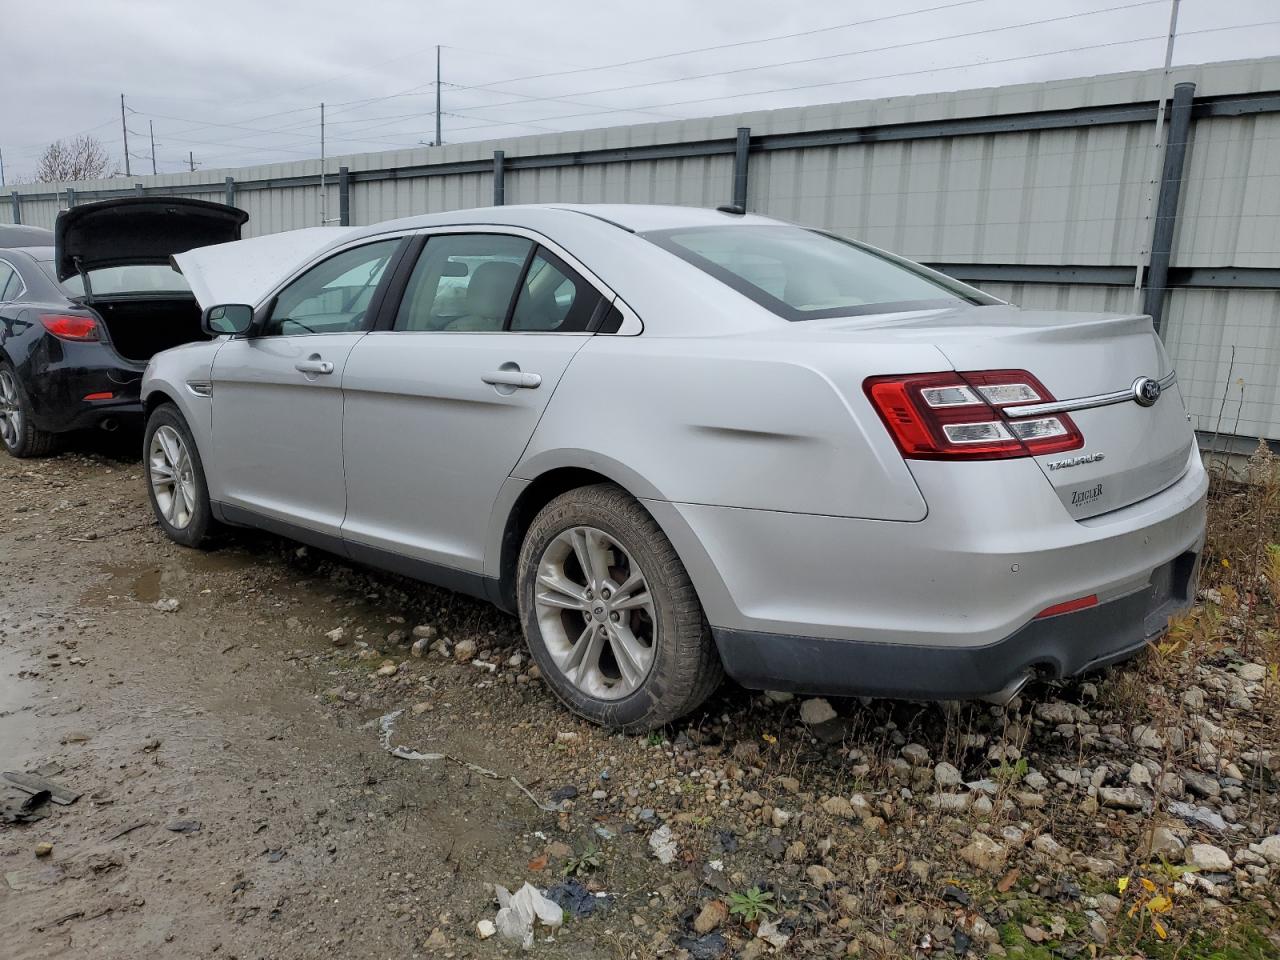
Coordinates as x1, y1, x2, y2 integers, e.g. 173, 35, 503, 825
202, 303, 254, 336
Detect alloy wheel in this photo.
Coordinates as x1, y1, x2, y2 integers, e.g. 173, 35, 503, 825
533, 525, 657, 700
0, 369, 21, 449
149, 424, 197, 530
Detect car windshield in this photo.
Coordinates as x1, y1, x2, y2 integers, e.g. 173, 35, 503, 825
644, 225, 992, 321
56, 264, 191, 297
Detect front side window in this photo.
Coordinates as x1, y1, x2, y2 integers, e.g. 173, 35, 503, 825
264, 239, 399, 336
645, 225, 994, 321
395, 234, 533, 332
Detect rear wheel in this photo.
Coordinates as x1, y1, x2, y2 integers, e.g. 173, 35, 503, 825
517, 483, 722, 731
0, 363, 59, 459
144, 404, 216, 548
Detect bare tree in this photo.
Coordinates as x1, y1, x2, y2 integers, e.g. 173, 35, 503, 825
35, 136, 114, 182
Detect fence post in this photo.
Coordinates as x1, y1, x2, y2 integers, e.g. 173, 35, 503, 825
9, 192, 20, 224
732, 127, 751, 211
1143, 81, 1196, 337
225, 176, 236, 208
338, 166, 350, 226
493, 150, 505, 206
66, 187, 76, 208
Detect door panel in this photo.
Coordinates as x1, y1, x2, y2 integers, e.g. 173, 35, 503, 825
209, 333, 362, 534
340, 333, 588, 571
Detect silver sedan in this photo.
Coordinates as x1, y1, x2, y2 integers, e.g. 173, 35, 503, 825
142, 204, 1206, 729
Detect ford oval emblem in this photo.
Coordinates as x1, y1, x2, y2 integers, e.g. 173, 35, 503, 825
1133, 376, 1162, 407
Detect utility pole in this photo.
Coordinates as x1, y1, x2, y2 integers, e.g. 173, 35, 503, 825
0, 146, 5, 187
1132, 0, 1181, 313
121, 93, 131, 176
149, 120, 157, 175
435, 45, 442, 147
319, 102, 326, 226
188, 151, 195, 173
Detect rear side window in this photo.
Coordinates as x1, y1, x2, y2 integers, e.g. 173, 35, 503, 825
510, 250, 602, 332
644, 225, 993, 321
0, 262, 19, 301
395, 234, 533, 332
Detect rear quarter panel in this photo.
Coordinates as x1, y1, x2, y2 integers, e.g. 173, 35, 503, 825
517, 334, 941, 521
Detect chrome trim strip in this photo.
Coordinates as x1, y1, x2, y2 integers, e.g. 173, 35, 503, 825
1004, 371, 1176, 418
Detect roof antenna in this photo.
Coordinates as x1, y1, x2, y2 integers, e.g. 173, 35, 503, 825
716, 204, 745, 215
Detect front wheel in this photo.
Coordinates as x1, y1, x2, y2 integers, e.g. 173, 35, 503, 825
517, 483, 722, 731
143, 404, 216, 548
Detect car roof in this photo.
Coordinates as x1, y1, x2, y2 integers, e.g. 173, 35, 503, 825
0, 245, 53, 262
371, 202, 784, 236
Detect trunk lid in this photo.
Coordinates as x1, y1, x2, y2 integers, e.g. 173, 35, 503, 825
54, 197, 248, 281
865, 303, 1193, 519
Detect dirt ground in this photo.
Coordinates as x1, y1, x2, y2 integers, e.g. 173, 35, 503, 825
2, 438, 1278, 960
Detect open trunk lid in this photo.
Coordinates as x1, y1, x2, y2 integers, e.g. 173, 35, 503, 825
890, 304, 1194, 519
54, 197, 248, 281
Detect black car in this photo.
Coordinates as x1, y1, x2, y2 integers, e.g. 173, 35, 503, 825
0, 197, 248, 457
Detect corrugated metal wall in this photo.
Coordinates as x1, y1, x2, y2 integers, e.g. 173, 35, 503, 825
6, 57, 1280, 440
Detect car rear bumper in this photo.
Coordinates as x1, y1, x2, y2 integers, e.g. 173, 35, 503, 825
711, 550, 1199, 699
646, 446, 1207, 700
25, 340, 143, 432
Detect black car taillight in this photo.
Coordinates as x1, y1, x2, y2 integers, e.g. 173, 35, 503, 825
40, 313, 100, 342
864, 369, 1083, 461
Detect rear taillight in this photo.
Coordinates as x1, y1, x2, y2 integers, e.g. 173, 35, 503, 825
864, 369, 1083, 461
40, 314, 100, 342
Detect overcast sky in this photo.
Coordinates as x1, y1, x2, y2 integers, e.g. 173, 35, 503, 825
4, 0, 1278, 181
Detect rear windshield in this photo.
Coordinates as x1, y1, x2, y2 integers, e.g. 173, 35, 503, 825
644, 225, 993, 321
54, 264, 191, 297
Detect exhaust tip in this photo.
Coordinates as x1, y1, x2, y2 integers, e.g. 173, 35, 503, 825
981, 670, 1035, 707
99, 418, 119, 432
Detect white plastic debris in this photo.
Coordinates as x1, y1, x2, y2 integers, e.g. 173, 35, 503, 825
494, 882, 563, 949
648, 823, 678, 864
757, 919, 791, 950
151, 598, 180, 613
390, 746, 445, 762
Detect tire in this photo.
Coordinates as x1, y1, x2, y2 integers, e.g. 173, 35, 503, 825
517, 483, 723, 731
143, 403, 217, 548
0, 362, 60, 459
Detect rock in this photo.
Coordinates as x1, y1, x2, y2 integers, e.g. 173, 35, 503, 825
822, 796, 855, 818
166, 819, 201, 833
1023, 769, 1048, 791
476, 918, 496, 939
927, 793, 970, 812
412, 624, 438, 640
1254, 835, 1280, 865
410, 701, 431, 716
425, 929, 447, 949
1100, 787, 1146, 811
1185, 771, 1220, 799
680, 932, 728, 959
959, 832, 1007, 873
34, 843, 52, 858
453, 638, 476, 662
151, 598, 180, 612
1238, 662, 1266, 682
1150, 826, 1185, 860
848, 794, 873, 819
1186, 844, 1232, 872
555, 731, 580, 744
1032, 834, 1062, 859
1169, 801, 1229, 833
550, 785, 579, 803
1129, 763, 1153, 788
1132, 725, 1165, 751
326, 626, 348, 646
376, 661, 398, 677
799, 698, 836, 725
771, 808, 793, 828
901, 743, 930, 767
806, 864, 837, 887
764, 690, 794, 703
1182, 687, 1206, 711
691, 898, 728, 934
756, 920, 790, 950
649, 824, 678, 864
928, 762, 960, 789
410, 638, 429, 658
1035, 701, 1074, 724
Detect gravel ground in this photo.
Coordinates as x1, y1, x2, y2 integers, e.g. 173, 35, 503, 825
1, 440, 1277, 960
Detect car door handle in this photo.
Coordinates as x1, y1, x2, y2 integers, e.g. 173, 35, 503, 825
481, 369, 542, 389
295, 359, 334, 375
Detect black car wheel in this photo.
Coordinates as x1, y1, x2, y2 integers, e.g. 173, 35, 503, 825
0, 363, 58, 458
144, 403, 216, 548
